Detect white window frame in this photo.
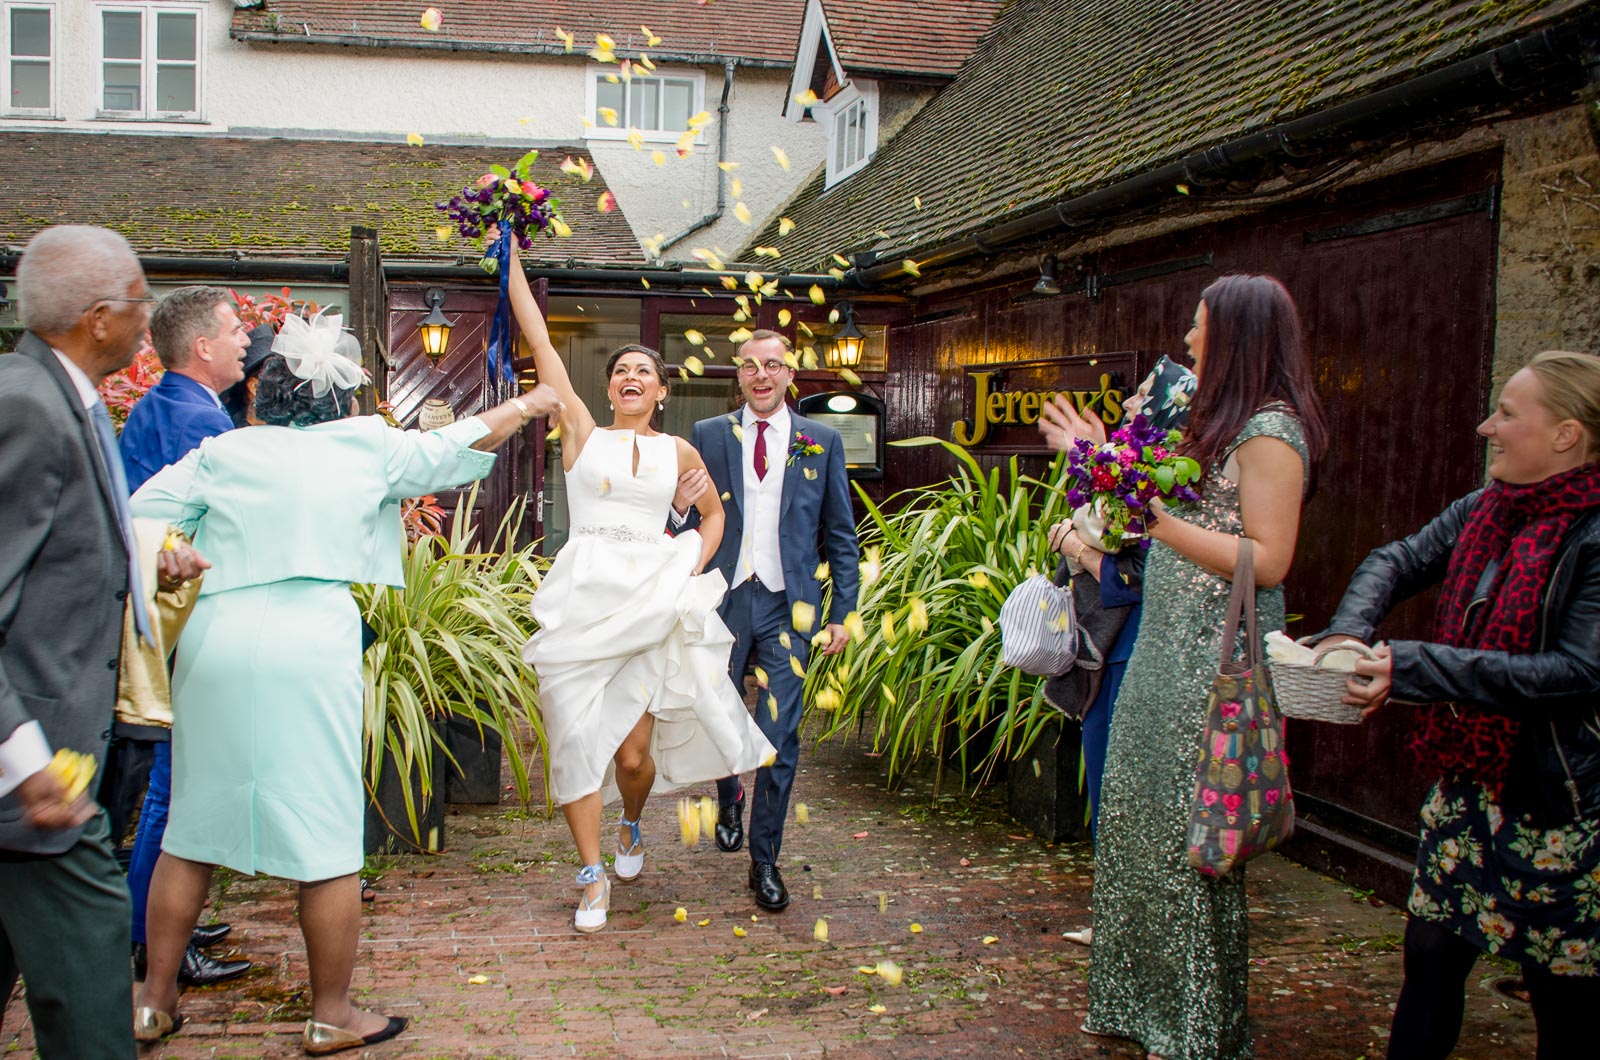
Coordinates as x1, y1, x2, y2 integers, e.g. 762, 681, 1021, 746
95, 2, 205, 121
2, 2, 55, 118
583, 64, 705, 143
822, 81, 877, 188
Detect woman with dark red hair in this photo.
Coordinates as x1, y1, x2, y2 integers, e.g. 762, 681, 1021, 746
1323, 350, 1600, 1058
1084, 275, 1327, 1060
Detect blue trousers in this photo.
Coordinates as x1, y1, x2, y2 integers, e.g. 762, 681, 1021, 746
127, 740, 171, 945
715, 580, 808, 866
1081, 660, 1127, 839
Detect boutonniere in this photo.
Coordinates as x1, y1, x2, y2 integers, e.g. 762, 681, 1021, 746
787, 432, 824, 467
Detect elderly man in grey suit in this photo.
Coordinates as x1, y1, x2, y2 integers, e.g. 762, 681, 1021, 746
0, 225, 205, 1057
673, 330, 860, 912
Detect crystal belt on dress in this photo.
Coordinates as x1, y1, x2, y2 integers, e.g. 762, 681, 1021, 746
570, 524, 659, 544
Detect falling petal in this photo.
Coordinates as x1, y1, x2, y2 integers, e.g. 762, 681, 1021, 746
902, 259, 922, 278
908, 597, 928, 634
467, 974, 489, 984
815, 687, 841, 711
868, 1004, 888, 1014
699, 796, 717, 837
688, 110, 713, 127
860, 546, 882, 587
555, 26, 574, 52
794, 88, 820, 107
881, 684, 897, 705
684, 355, 705, 376
840, 368, 862, 386
753, 246, 781, 259
620, 60, 634, 84
791, 600, 816, 632
674, 907, 688, 922
698, 918, 711, 927
406, 132, 424, 146
878, 892, 888, 914
761, 751, 777, 767
876, 960, 903, 986
778, 631, 792, 650
767, 693, 779, 721
910, 923, 923, 933
790, 655, 806, 678
652, 150, 667, 166
597, 477, 612, 496
733, 202, 753, 225
814, 884, 824, 900
580, 115, 595, 128
638, 54, 657, 72
641, 278, 651, 289
642, 25, 662, 46
814, 918, 829, 942
743, 271, 763, 292
771, 145, 791, 169
795, 802, 810, 823
599, 106, 619, 126
881, 612, 897, 644
419, 7, 442, 31
598, 191, 619, 213
729, 326, 754, 343
983, 935, 999, 945
913, 195, 923, 209
718, 161, 742, 172
682, 329, 706, 347
754, 665, 769, 688
627, 128, 645, 150
857, 966, 877, 975
843, 611, 867, 643
552, 218, 573, 238
803, 467, 818, 480
730, 423, 745, 442
734, 926, 748, 937
434, 225, 452, 242
1176, 182, 1191, 195
808, 284, 826, 305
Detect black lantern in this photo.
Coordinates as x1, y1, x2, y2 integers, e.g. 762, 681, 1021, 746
419, 288, 453, 360
1032, 255, 1062, 297
826, 301, 865, 369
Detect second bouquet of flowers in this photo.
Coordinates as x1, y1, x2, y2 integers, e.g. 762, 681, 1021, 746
1064, 413, 1202, 551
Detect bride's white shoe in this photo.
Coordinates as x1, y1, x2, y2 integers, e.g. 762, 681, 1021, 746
574, 863, 610, 933
614, 816, 645, 882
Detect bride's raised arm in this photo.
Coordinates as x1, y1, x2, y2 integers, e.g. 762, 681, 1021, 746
497, 225, 594, 462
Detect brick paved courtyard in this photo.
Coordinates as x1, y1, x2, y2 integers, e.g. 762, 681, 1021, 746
5, 735, 1537, 1058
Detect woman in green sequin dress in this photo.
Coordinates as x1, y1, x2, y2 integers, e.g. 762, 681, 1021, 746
1085, 276, 1327, 1060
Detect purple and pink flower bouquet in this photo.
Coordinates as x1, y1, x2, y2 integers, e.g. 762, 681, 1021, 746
436, 149, 564, 275
1064, 414, 1202, 550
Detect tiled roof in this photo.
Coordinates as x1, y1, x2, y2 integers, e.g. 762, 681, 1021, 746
0, 132, 642, 264
753, 0, 1595, 271
233, 1, 807, 66
820, 1, 1002, 78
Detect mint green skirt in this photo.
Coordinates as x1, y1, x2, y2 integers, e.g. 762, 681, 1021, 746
163, 579, 364, 882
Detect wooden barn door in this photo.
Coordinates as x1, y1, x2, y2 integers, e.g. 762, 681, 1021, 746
386, 281, 546, 549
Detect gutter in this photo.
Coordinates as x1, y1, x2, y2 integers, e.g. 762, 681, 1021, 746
0, 252, 846, 292
852, 11, 1600, 287
229, 29, 796, 71
660, 60, 738, 252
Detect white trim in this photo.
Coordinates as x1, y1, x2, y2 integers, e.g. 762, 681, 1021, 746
784, 0, 846, 122
94, 2, 205, 121
821, 79, 876, 188
1, 2, 55, 118
582, 63, 706, 144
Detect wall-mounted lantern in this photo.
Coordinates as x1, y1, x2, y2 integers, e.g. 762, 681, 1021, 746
825, 300, 865, 369
419, 287, 453, 360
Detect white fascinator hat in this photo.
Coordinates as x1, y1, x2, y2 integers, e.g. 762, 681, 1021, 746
271, 310, 368, 398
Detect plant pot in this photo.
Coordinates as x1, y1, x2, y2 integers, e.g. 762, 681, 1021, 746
1006, 718, 1090, 843
442, 711, 503, 805
364, 736, 448, 855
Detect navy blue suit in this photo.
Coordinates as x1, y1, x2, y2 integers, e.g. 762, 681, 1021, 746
118, 372, 233, 493
113, 370, 233, 944
687, 408, 859, 866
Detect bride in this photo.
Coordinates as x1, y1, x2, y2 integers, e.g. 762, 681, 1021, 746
500, 228, 776, 933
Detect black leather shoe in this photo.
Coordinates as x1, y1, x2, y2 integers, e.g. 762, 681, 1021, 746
715, 791, 745, 853
134, 942, 252, 985
748, 861, 790, 912
190, 922, 231, 949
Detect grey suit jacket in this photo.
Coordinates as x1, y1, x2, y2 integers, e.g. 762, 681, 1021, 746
687, 408, 860, 626
0, 333, 129, 854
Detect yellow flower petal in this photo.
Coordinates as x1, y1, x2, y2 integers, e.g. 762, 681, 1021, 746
698, 918, 711, 927
638, 54, 657, 72
791, 601, 816, 632
779, 216, 797, 237
795, 802, 810, 823
682, 329, 706, 346
598, 106, 619, 127
598, 190, 618, 213
551, 217, 573, 238
627, 128, 645, 150
840, 368, 862, 387
718, 161, 742, 172
729, 326, 754, 344
857, 966, 877, 975
652, 150, 667, 166
406, 132, 424, 147
902, 259, 922, 278
555, 26, 574, 52
733, 202, 753, 225
467, 974, 489, 984
843, 611, 867, 643
876, 960, 903, 987
733, 926, 748, 937
878, 892, 888, 914
804, 467, 818, 480
814, 918, 829, 941
881, 683, 897, 705
868, 1004, 887, 1014
913, 195, 923, 209
771, 146, 791, 169
754, 665, 770, 688
434, 225, 452, 242
790, 655, 806, 678
753, 245, 781, 259
982, 935, 999, 945
809, 284, 826, 306
767, 693, 779, 721
907, 597, 928, 634
859, 546, 882, 587
642, 26, 661, 47
778, 631, 792, 650
794, 89, 820, 107
684, 355, 705, 376
731, 177, 744, 197
688, 110, 713, 127
815, 688, 841, 711
699, 795, 717, 837
674, 907, 688, 922
419, 7, 442, 31
909, 923, 923, 933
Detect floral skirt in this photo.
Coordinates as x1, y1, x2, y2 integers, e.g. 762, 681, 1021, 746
1408, 779, 1600, 976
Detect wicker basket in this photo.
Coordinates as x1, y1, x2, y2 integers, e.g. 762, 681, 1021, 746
1269, 638, 1377, 725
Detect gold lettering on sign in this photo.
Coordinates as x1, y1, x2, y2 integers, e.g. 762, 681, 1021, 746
952, 370, 1124, 448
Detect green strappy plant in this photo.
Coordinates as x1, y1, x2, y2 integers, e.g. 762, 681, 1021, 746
804, 438, 1076, 791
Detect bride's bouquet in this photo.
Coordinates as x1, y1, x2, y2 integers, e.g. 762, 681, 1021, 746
1064, 414, 1202, 551
436, 149, 565, 274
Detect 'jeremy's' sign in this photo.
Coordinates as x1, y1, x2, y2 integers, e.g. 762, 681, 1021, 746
952, 353, 1135, 450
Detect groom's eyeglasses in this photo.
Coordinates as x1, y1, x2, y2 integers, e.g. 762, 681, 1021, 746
738, 359, 790, 377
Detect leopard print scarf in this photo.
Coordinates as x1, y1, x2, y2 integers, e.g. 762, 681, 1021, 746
1407, 464, 1600, 792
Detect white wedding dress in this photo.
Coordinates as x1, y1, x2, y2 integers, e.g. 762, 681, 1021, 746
523, 428, 776, 805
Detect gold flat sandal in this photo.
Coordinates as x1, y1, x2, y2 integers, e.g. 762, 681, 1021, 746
133, 1006, 183, 1043
303, 1015, 409, 1056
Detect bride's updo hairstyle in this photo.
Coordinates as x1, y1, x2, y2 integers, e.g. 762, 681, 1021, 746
1526, 350, 1600, 463
605, 343, 669, 384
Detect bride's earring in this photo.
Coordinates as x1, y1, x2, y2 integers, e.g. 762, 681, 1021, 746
657, 401, 665, 413
608, 401, 614, 411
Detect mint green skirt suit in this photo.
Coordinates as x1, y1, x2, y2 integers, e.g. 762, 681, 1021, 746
130, 416, 495, 882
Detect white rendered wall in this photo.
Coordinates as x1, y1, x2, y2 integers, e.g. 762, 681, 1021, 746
8, 1, 827, 263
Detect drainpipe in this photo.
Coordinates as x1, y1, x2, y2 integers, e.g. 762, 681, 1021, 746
659, 60, 737, 253
851, 12, 1600, 287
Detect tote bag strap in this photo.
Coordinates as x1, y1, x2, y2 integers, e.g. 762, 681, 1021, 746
1215, 537, 1259, 670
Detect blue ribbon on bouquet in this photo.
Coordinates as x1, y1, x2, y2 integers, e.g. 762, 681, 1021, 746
485, 226, 515, 383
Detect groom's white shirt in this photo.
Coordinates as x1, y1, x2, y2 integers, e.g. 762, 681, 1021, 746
737, 404, 789, 591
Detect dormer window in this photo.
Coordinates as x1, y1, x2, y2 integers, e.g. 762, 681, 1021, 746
822, 81, 876, 188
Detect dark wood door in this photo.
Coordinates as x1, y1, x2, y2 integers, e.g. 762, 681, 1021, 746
387, 282, 546, 549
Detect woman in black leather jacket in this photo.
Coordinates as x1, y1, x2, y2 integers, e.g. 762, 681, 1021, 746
1324, 350, 1600, 1059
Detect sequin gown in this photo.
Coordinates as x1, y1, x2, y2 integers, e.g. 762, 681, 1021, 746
1086, 407, 1308, 1060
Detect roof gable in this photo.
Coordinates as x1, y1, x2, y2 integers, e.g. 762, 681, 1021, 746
755, 0, 1595, 270
233, 0, 808, 67
0, 133, 642, 264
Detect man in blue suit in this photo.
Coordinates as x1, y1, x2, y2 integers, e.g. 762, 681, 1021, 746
113, 286, 255, 987
673, 330, 860, 911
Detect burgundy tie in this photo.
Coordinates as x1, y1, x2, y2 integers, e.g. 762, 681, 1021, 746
754, 420, 769, 480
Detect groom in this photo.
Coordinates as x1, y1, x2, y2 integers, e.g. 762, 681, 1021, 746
672, 330, 859, 911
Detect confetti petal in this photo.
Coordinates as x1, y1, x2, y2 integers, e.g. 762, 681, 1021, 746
688, 110, 713, 127
718, 161, 742, 172
857, 966, 877, 974
868, 1004, 887, 1014
771, 146, 791, 170
652, 150, 667, 166
434, 225, 452, 242
698, 918, 711, 927
599, 106, 619, 126
804, 467, 818, 480
699, 795, 717, 837
910, 923, 924, 933
852, 831, 869, 839
642, 26, 662, 46
419, 7, 442, 32
840, 368, 862, 386
684, 355, 705, 376
794, 802, 810, 823
809, 284, 826, 306
815, 688, 841, 711
626, 128, 645, 150
468, 974, 489, 984
983, 935, 999, 945
598, 191, 618, 213
778, 216, 797, 237
860, 546, 882, 587
902, 259, 922, 278
843, 611, 867, 643
767, 693, 779, 722
790, 655, 806, 678
729, 326, 754, 343
794, 88, 820, 107
754, 665, 769, 688
674, 907, 688, 922
824, 985, 847, 995
908, 597, 928, 633
552, 217, 573, 238
814, 919, 829, 942
555, 26, 574, 52
406, 132, 424, 146
734, 202, 753, 225
876, 960, 903, 987
913, 195, 923, 209
791, 601, 816, 632
733, 926, 748, 937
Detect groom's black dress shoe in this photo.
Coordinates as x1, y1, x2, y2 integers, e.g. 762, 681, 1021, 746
716, 791, 745, 852
190, 922, 231, 948
133, 942, 252, 986
749, 861, 790, 912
